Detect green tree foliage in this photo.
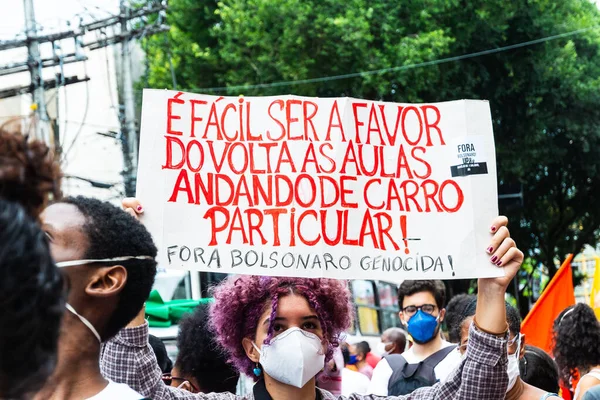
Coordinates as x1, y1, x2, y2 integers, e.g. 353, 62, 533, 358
143, 0, 600, 314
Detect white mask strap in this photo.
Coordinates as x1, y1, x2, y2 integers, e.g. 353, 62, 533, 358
66, 303, 102, 343
56, 255, 154, 268
252, 341, 262, 354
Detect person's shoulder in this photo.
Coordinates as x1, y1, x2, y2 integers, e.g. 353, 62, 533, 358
579, 374, 600, 398
374, 356, 392, 371
523, 381, 560, 400
343, 368, 370, 382
87, 381, 143, 400
582, 382, 600, 400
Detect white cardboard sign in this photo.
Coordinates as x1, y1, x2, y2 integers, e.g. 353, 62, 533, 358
136, 89, 501, 281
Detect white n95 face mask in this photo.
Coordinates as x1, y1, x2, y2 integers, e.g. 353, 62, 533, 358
252, 327, 326, 388
377, 342, 392, 356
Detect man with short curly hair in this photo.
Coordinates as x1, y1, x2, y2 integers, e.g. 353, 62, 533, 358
35, 196, 157, 400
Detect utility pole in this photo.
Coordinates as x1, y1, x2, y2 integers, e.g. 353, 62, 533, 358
119, 0, 140, 197
23, 0, 49, 143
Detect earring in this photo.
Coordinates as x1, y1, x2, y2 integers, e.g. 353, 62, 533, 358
253, 364, 262, 377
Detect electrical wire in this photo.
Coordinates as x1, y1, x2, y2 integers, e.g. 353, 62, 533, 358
162, 24, 600, 94
62, 58, 91, 161
100, 29, 120, 120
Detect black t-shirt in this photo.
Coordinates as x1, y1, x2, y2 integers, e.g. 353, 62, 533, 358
253, 379, 323, 400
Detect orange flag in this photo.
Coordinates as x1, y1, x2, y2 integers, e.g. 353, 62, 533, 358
521, 254, 575, 353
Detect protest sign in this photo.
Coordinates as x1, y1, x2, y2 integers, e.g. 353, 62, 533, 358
136, 90, 501, 281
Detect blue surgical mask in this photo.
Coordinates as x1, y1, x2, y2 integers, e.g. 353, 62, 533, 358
406, 310, 439, 344
348, 355, 358, 365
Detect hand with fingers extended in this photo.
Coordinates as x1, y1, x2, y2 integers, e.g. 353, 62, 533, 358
476, 216, 524, 335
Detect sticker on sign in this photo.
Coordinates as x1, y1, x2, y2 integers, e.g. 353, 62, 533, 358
136, 90, 501, 281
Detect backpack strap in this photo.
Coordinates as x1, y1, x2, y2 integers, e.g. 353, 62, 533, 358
385, 354, 409, 393
422, 345, 457, 369
384, 353, 408, 371
401, 346, 457, 381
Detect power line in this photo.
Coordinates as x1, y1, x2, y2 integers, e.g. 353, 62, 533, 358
182, 25, 600, 93
62, 59, 91, 161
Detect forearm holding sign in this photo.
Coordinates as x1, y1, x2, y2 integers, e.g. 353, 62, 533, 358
475, 216, 522, 335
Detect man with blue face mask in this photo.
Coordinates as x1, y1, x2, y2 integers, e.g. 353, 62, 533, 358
368, 280, 461, 396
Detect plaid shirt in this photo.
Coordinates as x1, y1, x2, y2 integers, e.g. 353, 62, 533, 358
100, 322, 508, 400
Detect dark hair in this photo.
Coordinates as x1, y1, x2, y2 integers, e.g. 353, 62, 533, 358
452, 298, 521, 343
0, 200, 64, 398
176, 304, 239, 393
553, 304, 600, 386
149, 335, 173, 374
60, 196, 157, 340
445, 294, 475, 343
355, 341, 371, 357
398, 280, 446, 310
519, 345, 559, 394
0, 129, 62, 219
341, 346, 351, 365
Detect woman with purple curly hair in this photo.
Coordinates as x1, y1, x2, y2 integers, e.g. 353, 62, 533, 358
209, 276, 353, 388
109, 200, 526, 400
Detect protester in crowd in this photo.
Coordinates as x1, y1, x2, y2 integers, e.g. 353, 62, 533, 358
0, 200, 64, 399
368, 280, 460, 396
317, 347, 344, 396
378, 328, 408, 357
553, 304, 600, 400
454, 298, 560, 400
149, 335, 173, 374
445, 294, 476, 343
519, 345, 560, 394
347, 342, 375, 379
165, 303, 240, 393
35, 196, 157, 399
341, 345, 371, 396
0, 128, 62, 219
104, 198, 523, 400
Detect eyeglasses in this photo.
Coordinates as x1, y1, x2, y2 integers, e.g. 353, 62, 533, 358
162, 373, 199, 392
401, 304, 436, 316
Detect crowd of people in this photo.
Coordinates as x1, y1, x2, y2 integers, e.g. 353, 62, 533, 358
1, 127, 600, 400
